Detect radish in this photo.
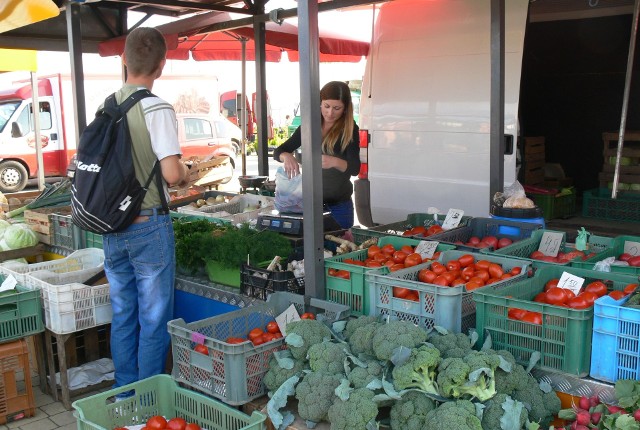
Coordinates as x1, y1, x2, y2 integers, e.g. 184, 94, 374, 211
608, 405, 625, 414
591, 412, 602, 424
578, 396, 591, 410
634, 409, 640, 421
575, 410, 591, 426
589, 395, 601, 408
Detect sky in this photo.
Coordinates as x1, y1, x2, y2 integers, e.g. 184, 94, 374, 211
0, 3, 375, 127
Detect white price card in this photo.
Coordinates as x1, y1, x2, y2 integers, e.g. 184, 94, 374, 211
537, 231, 564, 257
415, 241, 439, 259
276, 304, 301, 336
623, 241, 640, 256
0, 275, 17, 293
557, 272, 585, 296
441, 209, 464, 230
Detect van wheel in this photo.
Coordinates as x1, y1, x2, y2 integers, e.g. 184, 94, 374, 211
218, 158, 235, 184
0, 161, 28, 193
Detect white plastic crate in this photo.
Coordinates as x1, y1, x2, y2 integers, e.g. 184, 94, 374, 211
177, 195, 274, 217
28, 266, 111, 334
0, 248, 104, 287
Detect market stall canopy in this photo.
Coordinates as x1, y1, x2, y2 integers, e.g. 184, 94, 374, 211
0, 0, 59, 34
98, 11, 369, 63
0, 48, 37, 72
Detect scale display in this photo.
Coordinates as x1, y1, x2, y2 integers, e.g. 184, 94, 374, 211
257, 210, 341, 236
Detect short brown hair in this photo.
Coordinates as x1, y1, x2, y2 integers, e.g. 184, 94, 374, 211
124, 27, 167, 76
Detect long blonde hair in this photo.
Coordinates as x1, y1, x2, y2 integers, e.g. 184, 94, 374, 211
320, 81, 354, 155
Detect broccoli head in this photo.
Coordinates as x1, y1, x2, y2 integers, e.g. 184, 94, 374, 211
263, 355, 307, 393
372, 319, 428, 361
285, 319, 332, 360
347, 359, 384, 389
389, 391, 436, 430
428, 331, 474, 359
511, 374, 561, 427
295, 371, 342, 424
308, 340, 350, 375
436, 350, 500, 401
481, 393, 528, 430
424, 399, 483, 430
348, 321, 381, 357
344, 315, 379, 341
391, 344, 441, 394
327, 388, 378, 430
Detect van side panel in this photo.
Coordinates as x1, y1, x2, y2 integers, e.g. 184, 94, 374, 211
359, 0, 529, 223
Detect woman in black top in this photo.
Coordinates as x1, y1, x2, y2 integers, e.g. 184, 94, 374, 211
273, 81, 360, 228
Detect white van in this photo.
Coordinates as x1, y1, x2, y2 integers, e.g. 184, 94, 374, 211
355, 0, 529, 226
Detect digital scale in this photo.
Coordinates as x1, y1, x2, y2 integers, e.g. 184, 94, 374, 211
257, 210, 342, 236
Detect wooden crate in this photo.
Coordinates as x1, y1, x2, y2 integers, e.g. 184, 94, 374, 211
24, 206, 72, 245
523, 137, 545, 185
1, 190, 41, 213
602, 131, 640, 158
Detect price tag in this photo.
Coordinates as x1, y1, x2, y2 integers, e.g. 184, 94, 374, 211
441, 209, 464, 230
276, 304, 301, 336
0, 275, 17, 293
537, 231, 564, 257
623, 241, 640, 256
415, 241, 439, 259
557, 272, 585, 296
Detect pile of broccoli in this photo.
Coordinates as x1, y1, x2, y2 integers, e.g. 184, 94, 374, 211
265, 315, 561, 430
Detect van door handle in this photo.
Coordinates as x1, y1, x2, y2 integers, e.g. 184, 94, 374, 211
504, 135, 514, 155
208, 142, 216, 146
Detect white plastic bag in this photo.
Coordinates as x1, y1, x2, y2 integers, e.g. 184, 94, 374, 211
502, 180, 535, 209
274, 166, 304, 213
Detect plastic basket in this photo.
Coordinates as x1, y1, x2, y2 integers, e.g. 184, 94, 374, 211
428, 217, 542, 252
81, 231, 103, 250
167, 292, 349, 405
50, 213, 76, 250
71, 374, 266, 430
582, 188, 640, 222
241, 263, 304, 301
27, 267, 110, 334
529, 187, 576, 220
572, 235, 640, 275
324, 236, 455, 316
0, 339, 35, 425
473, 265, 638, 376
0, 248, 104, 287
481, 229, 579, 267
0, 281, 43, 343
367, 250, 530, 333
590, 294, 640, 383
351, 213, 472, 245
177, 195, 274, 216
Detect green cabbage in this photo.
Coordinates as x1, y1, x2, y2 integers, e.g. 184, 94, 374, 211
0, 219, 10, 239
4, 224, 38, 249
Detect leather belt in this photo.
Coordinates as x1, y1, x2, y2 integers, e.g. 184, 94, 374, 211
139, 207, 169, 216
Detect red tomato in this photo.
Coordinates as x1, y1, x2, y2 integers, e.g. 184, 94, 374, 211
580, 291, 598, 307
404, 253, 422, 267
520, 312, 542, 325
482, 236, 499, 249
467, 276, 485, 287
146, 416, 167, 430
545, 287, 567, 305
409, 226, 427, 237
468, 236, 481, 245
418, 269, 437, 283
335, 270, 351, 279
497, 238, 513, 249
451, 278, 466, 287
446, 260, 461, 272
251, 335, 265, 346
624, 283, 638, 295
458, 254, 475, 267
185, 424, 201, 430
301, 312, 316, 320
266, 321, 280, 334
226, 337, 246, 344
373, 252, 388, 262
248, 328, 264, 341
544, 278, 560, 292
530, 251, 545, 259
584, 281, 607, 298
609, 290, 627, 300
328, 268, 338, 276
367, 245, 382, 259
508, 308, 527, 320
426, 225, 443, 236
473, 269, 490, 283
366, 260, 383, 268
400, 245, 414, 254
167, 418, 187, 430
461, 266, 476, 281
619, 253, 633, 262
510, 267, 522, 276
262, 333, 276, 343
392, 250, 409, 264
430, 261, 447, 275
381, 244, 396, 255
432, 275, 450, 286
393, 287, 410, 298
533, 292, 547, 303
567, 295, 590, 309
390, 263, 406, 272
194, 344, 208, 355
487, 263, 504, 279
475, 260, 491, 271
464, 280, 484, 291
405, 291, 420, 302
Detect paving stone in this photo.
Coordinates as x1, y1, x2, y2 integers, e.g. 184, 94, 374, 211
48, 412, 75, 427
9, 417, 56, 430
38, 404, 66, 420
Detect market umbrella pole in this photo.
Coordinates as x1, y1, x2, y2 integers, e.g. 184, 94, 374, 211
241, 38, 247, 177
612, 0, 640, 199
30, 71, 45, 190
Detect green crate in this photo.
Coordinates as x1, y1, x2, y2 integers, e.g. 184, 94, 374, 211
0, 283, 43, 342
167, 292, 349, 405
324, 236, 455, 316
351, 213, 472, 245
367, 250, 530, 333
473, 265, 638, 376
82, 230, 103, 250
529, 187, 576, 220
72, 374, 266, 430
572, 235, 640, 275
582, 188, 640, 222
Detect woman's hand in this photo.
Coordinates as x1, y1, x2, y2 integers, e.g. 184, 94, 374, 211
280, 152, 300, 178
322, 154, 347, 172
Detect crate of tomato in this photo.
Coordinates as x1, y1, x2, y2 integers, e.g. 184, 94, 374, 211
572, 235, 640, 275
167, 292, 349, 405
366, 250, 530, 333
324, 235, 456, 316
473, 265, 639, 377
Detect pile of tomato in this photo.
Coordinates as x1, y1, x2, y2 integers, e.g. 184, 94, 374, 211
527, 249, 597, 264
328, 243, 443, 280
507, 279, 639, 325
114, 416, 201, 430
402, 224, 444, 238
617, 252, 640, 267
392, 254, 522, 302
453, 235, 514, 250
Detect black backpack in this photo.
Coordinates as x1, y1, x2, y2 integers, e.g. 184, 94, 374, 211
71, 89, 167, 234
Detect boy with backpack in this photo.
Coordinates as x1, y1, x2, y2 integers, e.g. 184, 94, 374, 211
100, 27, 188, 398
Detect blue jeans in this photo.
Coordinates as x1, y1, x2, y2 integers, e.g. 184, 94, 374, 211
103, 212, 175, 391
327, 199, 354, 229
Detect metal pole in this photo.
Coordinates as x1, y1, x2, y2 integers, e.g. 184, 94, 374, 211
489, 0, 505, 209
612, 0, 640, 199
241, 39, 247, 177
31, 72, 45, 191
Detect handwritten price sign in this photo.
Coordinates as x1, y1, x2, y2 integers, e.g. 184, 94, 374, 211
416, 241, 439, 259
538, 231, 564, 257
623, 241, 640, 256
276, 304, 301, 336
557, 272, 585, 296
442, 209, 464, 230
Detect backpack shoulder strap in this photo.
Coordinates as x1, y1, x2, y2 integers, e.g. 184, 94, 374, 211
118, 89, 153, 113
